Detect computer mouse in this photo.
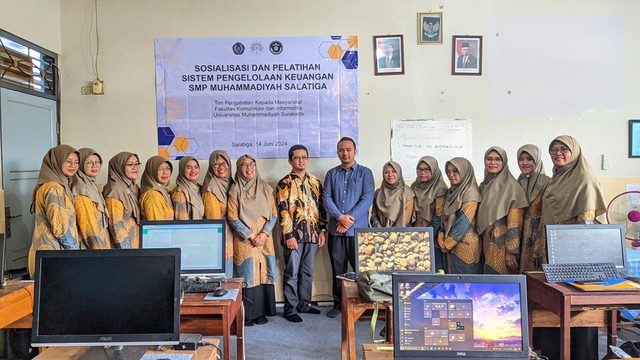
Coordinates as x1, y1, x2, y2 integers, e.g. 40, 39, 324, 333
213, 288, 228, 297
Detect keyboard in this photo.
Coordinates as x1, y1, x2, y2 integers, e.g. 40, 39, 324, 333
542, 262, 621, 283
181, 281, 219, 293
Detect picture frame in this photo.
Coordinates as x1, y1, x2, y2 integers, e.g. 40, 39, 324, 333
629, 120, 640, 158
374, 35, 405, 75
418, 12, 443, 44
452, 35, 482, 76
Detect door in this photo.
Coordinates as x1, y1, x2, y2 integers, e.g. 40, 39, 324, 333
1, 88, 58, 271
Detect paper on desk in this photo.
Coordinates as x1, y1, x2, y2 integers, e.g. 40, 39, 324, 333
204, 288, 239, 301
140, 354, 192, 360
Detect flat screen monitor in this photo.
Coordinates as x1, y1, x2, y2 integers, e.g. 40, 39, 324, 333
355, 227, 435, 274
546, 224, 627, 273
31, 248, 181, 347
393, 273, 529, 360
140, 220, 226, 278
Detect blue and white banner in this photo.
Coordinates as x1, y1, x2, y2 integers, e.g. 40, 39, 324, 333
155, 36, 359, 159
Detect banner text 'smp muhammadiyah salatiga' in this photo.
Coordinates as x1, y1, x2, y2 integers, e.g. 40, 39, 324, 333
155, 36, 359, 160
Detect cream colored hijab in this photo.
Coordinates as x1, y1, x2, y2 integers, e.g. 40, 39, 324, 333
102, 152, 141, 224
374, 161, 414, 226
172, 156, 205, 219
228, 155, 273, 225
30, 145, 79, 214
542, 135, 606, 225
516, 144, 551, 203
140, 156, 173, 205
441, 158, 482, 237
411, 156, 448, 221
201, 150, 234, 204
477, 147, 528, 235
71, 148, 109, 217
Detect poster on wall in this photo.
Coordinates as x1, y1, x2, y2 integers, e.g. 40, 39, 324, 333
390, 119, 472, 179
155, 36, 359, 159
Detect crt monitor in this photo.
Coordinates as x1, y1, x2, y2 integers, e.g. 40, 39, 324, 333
546, 224, 628, 273
355, 227, 435, 274
31, 248, 181, 348
393, 273, 529, 360
140, 219, 226, 278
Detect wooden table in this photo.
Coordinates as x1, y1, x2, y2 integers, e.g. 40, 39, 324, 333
526, 272, 640, 360
33, 338, 220, 359
341, 280, 393, 360
0, 280, 34, 329
180, 280, 243, 360
362, 344, 393, 360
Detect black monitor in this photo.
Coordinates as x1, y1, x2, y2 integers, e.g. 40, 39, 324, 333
355, 227, 435, 274
393, 273, 529, 360
546, 224, 628, 273
139, 220, 226, 278
31, 249, 181, 350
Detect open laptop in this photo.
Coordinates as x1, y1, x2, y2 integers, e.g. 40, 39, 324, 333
392, 273, 529, 360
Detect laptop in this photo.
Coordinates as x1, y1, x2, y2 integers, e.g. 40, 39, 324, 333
392, 273, 529, 360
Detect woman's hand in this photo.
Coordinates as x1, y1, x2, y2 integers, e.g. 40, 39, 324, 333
505, 253, 518, 271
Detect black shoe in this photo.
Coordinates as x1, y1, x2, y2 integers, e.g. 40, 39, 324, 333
327, 308, 341, 318
299, 306, 322, 314
255, 316, 268, 325
244, 319, 254, 327
285, 314, 303, 323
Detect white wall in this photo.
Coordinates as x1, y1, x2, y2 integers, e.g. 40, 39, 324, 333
56, 0, 640, 185
0, 0, 62, 54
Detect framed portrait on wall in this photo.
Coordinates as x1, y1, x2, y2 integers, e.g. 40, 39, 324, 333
452, 35, 482, 75
374, 35, 404, 75
418, 12, 443, 44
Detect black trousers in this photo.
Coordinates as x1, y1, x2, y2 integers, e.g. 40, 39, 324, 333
328, 233, 357, 309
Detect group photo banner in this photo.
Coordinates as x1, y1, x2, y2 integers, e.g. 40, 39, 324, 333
155, 36, 359, 160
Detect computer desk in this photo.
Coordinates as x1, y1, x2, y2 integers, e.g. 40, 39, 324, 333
33, 339, 220, 359
180, 280, 244, 360
0, 280, 34, 329
525, 271, 640, 360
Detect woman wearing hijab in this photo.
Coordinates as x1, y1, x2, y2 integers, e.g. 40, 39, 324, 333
139, 156, 174, 221
103, 152, 141, 248
171, 156, 204, 220
370, 161, 415, 227
72, 148, 111, 249
227, 155, 277, 326
517, 144, 551, 272
202, 150, 234, 278
477, 147, 528, 274
412, 156, 448, 272
28, 145, 81, 277
439, 157, 482, 274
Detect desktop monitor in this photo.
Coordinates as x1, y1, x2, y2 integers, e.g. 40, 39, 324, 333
140, 220, 226, 278
31, 248, 181, 348
393, 273, 529, 360
546, 224, 628, 273
355, 227, 435, 274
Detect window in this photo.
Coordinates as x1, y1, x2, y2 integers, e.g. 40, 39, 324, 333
0, 33, 57, 96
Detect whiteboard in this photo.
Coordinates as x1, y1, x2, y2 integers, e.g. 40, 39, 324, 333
390, 119, 472, 179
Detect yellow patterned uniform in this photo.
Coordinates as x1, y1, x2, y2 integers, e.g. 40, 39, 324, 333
74, 195, 112, 249
482, 208, 524, 274
416, 196, 445, 271
28, 182, 80, 276
276, 172, 327, 243
414, 196, 445, 227
203, 192, 233, 260
140, 190, 174, 221
370, 198, 415, 227
227, 195, 277, 288
520, 183, 548, 272
171, 191, 190, 220
105, 197, 139, 249
441, 201, 481, 274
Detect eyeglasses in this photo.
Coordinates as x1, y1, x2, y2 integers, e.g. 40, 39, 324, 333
485, 157, 503, 163
64, 159, 80, 166
445, 169, 459, 175
158, 167, 172, 172
85, 161, 103, 167
126, 162, 141, 168
241, 162, 256, 168
416, 167, 431, 174
213, 162, 228, 168
550, 147, 570, 155
291, 156, 308, 161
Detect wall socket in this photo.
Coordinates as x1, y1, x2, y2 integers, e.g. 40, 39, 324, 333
602, 154, 610, 170
81, 86, 91, 95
